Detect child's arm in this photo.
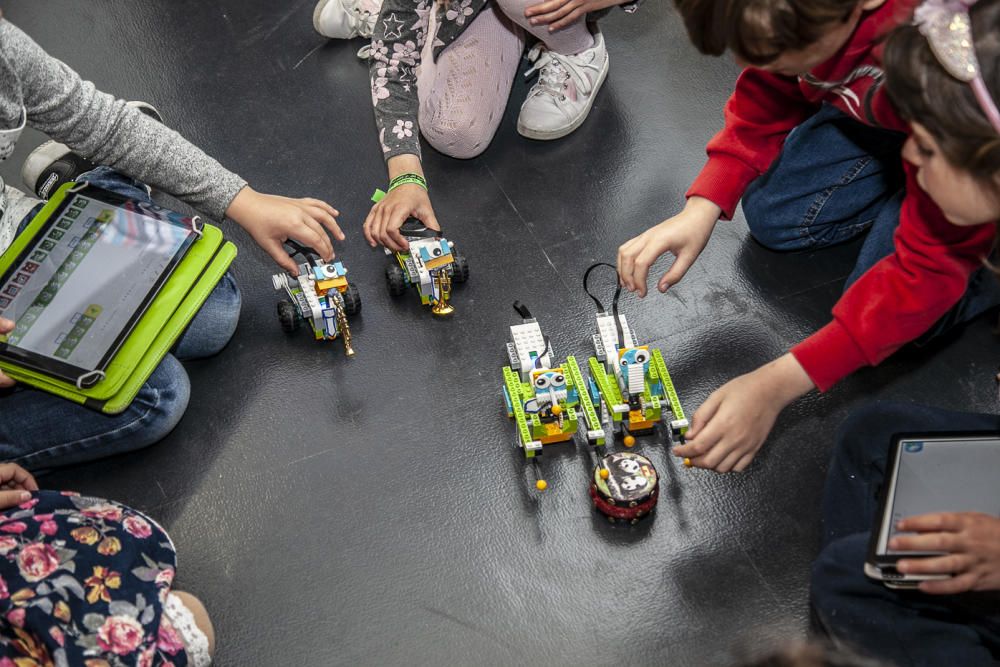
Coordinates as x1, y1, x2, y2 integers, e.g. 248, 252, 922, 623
0, 318, 14, 389
364, 0, 438, 251
618, 70, 818, 294
1, 21, 342, 273
672, 353, 815, 472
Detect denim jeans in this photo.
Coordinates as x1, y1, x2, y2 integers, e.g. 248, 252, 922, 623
0, 167, 241, 470
742, 104, 1000, 340
810, 401, 1000, 666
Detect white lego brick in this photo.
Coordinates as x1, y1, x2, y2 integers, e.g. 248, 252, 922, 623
509, 322, 551, 373
626, 363, 645, 396
297, 275, 324, 322
596, 313, 636, 362
524, 440, 543, 453
670, 419, 689, 432
586, 429, 605, 441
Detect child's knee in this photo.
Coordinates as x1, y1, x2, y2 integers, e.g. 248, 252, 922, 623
741, 183, 798, 250
418, 115, 491, 159
174, 272, 241, 360
136, 355, 192, 445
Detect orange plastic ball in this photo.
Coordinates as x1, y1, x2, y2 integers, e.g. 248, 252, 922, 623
623, 435, 636, 448
536, 480, 548, 491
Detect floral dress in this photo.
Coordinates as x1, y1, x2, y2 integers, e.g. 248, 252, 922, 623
0, 491, 207, 666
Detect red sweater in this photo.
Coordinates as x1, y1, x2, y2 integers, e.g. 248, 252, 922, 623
687, 0, 996, 392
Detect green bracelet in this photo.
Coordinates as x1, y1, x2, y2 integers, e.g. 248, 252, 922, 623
388, 173, 428, 192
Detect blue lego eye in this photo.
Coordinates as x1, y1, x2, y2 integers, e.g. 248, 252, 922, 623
534, 375, 552, 389
432, 247, 442, 257
620, 357, 629, 366
553, 374, 565, 385
634, 351, 649, 364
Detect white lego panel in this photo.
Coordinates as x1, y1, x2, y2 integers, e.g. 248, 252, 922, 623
596, 313, 636, 362
509, 322, 552, 375
626, 363, 645, 396
297, 275, 324, 322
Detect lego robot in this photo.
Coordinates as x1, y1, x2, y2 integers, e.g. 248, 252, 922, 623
583, 264, 688, 446
272, 241, 360, 356
501, 303, 605, 490
383, 217, 468, 316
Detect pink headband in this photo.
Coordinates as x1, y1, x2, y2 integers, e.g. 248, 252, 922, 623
914, 0, 1000, 135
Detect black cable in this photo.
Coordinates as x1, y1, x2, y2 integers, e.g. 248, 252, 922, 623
583, 262, 625, 349
512, 301, 533, 320
284, 239, 321, 264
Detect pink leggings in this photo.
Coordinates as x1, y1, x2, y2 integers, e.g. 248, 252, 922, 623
417, 0, 594, 158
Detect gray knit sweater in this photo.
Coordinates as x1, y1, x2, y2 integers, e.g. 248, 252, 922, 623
0, 19, 247, 253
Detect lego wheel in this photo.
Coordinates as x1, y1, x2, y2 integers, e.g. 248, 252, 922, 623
386, 264, 406, 297
343, 282, 362, 316
277, 300, 300, 333
451, 254, 469, 284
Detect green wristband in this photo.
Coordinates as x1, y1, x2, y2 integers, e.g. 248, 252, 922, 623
388, 173, 427, 192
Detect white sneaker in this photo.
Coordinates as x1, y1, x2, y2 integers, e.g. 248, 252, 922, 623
313, 0, 381, 39
517, 29, 609, 141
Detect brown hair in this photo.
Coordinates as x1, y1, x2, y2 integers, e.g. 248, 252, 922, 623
883, 0, 1000, 188
738, 641, 890, 667
674, 0, 858, 65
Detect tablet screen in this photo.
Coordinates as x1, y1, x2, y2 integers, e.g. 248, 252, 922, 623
877, 435, 1000, 555
0, 191, 195, 375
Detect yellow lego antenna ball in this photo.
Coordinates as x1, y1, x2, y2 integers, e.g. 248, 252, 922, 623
551, 404, 563, 416
599, 468, 610, 480
536, 480, 548, 491
623, 435, 636, 448
683, 457, 693, 468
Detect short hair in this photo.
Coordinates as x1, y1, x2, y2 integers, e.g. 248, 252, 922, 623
674, 0, 858, 65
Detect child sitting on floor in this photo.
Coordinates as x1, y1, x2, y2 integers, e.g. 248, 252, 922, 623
617, 0, 1000, 472
0, 15, 343, 470
812, 0, 1000, 663
0, 462, 215, 665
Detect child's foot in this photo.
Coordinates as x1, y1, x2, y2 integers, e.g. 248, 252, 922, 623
517, 28, 609, 141
313, 0, 381, 39
21, 101, 162, 199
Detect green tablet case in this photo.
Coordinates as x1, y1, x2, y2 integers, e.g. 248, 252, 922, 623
0, 183, 237, 414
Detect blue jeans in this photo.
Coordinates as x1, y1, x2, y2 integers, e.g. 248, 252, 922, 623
742, 104, 1000, 339
0, 167, 241, 471
811, 401, 1000, 666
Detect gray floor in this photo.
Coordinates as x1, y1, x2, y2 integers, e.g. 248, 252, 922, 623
2, 1, 997, 665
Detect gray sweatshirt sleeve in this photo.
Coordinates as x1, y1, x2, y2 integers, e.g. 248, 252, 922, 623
369, 0, 432, 161
1, 20, 247, 221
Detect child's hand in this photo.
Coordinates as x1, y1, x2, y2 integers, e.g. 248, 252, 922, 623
363, 184, 440, 253
0, 463, 38, 509
673, 354, 814, 472
892, 512, 1000, 594
617, 196, 721, 298
524, 0, 621, 30
225, 187, 343, 274
0, 318, 15, 389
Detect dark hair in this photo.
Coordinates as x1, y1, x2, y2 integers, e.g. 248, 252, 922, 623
883, 0, 1000, 188
674, 0, 857, 64
738, 641, 890, 667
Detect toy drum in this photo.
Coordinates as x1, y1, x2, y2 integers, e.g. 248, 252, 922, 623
590, 451, 659, 523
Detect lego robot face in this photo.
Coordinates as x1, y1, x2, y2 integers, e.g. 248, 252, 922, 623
618, 346, 651, 373
412, 238, 453, 270
531, 369, 567, 400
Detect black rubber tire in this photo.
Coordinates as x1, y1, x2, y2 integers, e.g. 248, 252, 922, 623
451, 253, 469, 284
343, 282, 362, 316
386, 264, 407, 297
277, 300, 300, 333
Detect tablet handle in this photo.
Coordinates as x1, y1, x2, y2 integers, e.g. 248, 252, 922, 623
189, 215, 204, 238
75, 370, 106, 390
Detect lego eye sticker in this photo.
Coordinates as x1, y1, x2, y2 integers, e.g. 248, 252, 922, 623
618, 346, 650, 367
0, 107, 25, 162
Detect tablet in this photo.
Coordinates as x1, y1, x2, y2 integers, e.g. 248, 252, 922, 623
0, 184, 198, 387
866, 431, 1000, 586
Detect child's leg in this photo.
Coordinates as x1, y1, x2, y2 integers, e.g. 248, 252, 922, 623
417, 6, 526, 159
0, 354, 191, 470
492, 0, 593, 54
741, 104, 906, 252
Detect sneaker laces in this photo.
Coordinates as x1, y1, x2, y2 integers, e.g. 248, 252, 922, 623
524, 45, 595, 101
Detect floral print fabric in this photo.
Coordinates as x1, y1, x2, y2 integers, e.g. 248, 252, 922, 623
0, 491, 189, 666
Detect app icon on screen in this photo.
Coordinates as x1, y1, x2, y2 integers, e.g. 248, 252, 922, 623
13, 274, 29, 285
3, 285, 20, 297
48, 230, 64, 241
65, 209, 80, 219
0, 298, 10, 309
40, 240, 55, 252
23, 262, 39, 274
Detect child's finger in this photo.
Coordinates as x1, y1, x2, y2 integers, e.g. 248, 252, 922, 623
617, 245, 636, 292
716, 448, 745, 473
683, 393, 719, 440
551, 8, 584, 29
659, 253, 694, 292
525, 0, 562, 16
386, 224, 409, 253
0, 489, 32, 510
732, 452, 756, 472
298, 216, 334, 260
0, 373, 14, 389
898, 552, 970, 577
889, 531, 958, 554
533, 3, 574, 24
897, 512, 963, 534
0, 318, 13, 334
304, 198, 340, 218
306, 206, 344, 242
363, 207, 378, 247
919, 572, 976, 595
265, 242, 300, 274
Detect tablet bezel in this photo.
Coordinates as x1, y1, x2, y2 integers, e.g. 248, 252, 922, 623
866, 430, 1000, 572
0, 183, 198, 387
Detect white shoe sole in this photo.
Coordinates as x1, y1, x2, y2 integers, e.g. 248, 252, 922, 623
21, 141, 69, 194
517, 54, 610, 141
313, 0, 337, 36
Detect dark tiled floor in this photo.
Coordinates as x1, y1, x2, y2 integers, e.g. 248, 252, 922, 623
2, 1, 997, 665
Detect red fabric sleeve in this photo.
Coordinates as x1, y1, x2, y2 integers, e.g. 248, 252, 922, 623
791, 166, 996, 391
686, 69, 820, 220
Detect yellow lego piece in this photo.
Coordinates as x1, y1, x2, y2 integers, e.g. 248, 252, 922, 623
425, 255, 453, 270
